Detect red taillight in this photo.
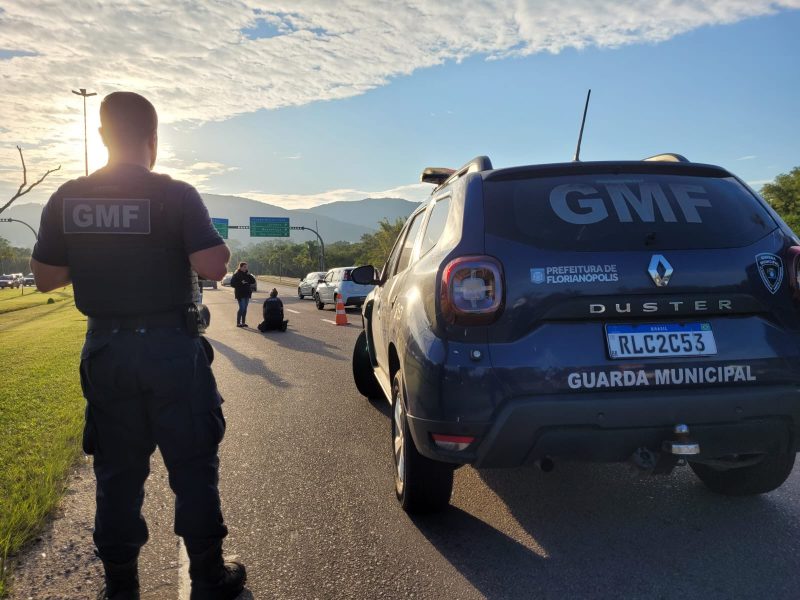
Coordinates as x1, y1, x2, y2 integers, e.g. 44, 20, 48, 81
440, 255, 504, 325
787, 246, 800, 297
432, 433, 476, 452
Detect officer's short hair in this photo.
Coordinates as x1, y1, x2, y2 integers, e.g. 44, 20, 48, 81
100, 92, 158, 147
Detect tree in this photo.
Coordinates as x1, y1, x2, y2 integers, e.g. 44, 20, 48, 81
761, 167, 800, 233
0, 236, 32, 273
357, 218, 406, 268
1, 146, 61, 215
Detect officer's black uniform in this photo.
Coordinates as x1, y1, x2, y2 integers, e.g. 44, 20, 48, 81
32, 163, 236, 596
259, 295, 288, 331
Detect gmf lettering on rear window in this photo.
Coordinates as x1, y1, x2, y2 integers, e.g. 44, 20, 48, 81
484, 174, 775, 251
549, 181, 711, 224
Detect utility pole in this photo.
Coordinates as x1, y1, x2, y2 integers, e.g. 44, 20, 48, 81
72, 88, 97, 176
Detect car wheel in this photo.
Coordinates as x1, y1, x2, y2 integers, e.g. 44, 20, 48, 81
352, 331, 383, 400
690, 452, 796, 496
391, 371, 453, 513
298, 287, 304, 299
315, 293, 324, 310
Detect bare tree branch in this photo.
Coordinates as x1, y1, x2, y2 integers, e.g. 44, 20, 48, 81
0, 146, 61, 215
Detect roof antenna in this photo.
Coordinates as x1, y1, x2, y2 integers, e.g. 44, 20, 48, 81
573, 89, 591, 162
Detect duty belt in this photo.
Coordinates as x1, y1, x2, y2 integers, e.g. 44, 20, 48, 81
87, 311, 187, 331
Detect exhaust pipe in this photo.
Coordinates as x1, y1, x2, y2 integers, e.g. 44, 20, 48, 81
537, 457, 555, 472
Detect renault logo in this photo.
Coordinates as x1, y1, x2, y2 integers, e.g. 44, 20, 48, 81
648, 255, 673, 287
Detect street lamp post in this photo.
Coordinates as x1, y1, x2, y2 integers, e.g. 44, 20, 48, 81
0, 217, 38, 241
72, 88, 97, 176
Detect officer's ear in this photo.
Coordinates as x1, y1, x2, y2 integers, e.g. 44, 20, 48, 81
98, 126, 109, 148
148, 131, 158, 169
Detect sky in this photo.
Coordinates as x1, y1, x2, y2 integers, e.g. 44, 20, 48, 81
0, 0, 799, 210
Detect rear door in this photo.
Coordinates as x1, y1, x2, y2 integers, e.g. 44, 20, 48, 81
319, 270, 335, 302
482, 169, 800, 396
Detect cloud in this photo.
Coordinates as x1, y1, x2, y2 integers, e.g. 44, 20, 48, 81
746, 179, 773, 188
1, 0, 798, 197
737, 155, 757, 160
239, 182, 431, 209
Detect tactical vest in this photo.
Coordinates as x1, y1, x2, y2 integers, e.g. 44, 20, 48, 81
60, 168, 195, 317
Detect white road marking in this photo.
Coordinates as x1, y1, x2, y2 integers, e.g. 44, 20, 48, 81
322, 319, 337, 325
286, 308, 300, 314
178, 538, 191, 600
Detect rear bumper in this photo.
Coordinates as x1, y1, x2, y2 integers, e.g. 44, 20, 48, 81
343, 295, 366, 306
406, 385, 800, 467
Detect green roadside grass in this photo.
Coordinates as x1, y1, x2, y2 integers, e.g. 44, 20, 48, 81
256, 275, 301, 288
0, 287, 85, 596
0, 287, 72, 315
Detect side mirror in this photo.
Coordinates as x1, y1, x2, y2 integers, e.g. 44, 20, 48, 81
351, 265, 379, 285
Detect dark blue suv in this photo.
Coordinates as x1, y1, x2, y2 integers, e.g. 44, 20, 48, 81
351, 154, 800, 513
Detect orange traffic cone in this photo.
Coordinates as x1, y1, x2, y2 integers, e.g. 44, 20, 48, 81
335, 295, 348, 326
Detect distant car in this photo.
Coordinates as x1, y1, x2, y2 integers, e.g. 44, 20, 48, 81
222, 273, 234, 286
198, 279, 218, 290
23, 273, 35, 286
0, 274, 20, 289
315, 267, 374, 309
298, 271, 327, 299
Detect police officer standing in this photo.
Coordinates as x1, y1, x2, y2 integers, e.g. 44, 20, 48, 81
31, 92, 246, 600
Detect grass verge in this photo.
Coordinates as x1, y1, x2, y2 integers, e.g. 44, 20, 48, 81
0, 287, 72, 315
256, 275, 301, 288
0, 287, 85, 596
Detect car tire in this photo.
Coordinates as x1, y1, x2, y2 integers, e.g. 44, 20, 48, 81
315, 293, 324, 310
690, 452, 796, 496
298, 288, 304, 299
352, 331, 383, 400
391, 371, 453, 514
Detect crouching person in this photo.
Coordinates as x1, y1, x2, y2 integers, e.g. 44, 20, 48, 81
258, 288, 288, 332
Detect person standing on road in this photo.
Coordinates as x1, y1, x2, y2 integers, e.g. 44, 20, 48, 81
30, 91, 246, 600
231, 261, 255, 327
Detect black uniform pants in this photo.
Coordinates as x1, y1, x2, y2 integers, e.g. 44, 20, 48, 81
79, 328, 228, 564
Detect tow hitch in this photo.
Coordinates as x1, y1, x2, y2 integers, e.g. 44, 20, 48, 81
631, 424, 701, 475
662, 424, 700, 457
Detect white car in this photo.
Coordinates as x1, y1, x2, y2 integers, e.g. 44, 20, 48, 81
298, 271, 326, 299
315, 267, 374, 309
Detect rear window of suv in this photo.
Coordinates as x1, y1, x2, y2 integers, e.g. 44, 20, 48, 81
484, 173, 776, 251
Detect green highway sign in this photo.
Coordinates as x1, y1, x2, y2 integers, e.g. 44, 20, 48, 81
250, 216, 290, 237
211, 217, 229, 239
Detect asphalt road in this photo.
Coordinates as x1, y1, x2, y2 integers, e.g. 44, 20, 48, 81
17, 283, 800, 599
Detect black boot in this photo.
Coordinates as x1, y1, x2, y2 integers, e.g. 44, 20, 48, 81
188, 541, 246, 600
97, 558, 140, 600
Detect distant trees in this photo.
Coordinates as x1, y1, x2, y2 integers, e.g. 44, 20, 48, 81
232, 217, 407, 277
761, 167, 800, 233
357, 218, 406, 268
0, 237, 32, 273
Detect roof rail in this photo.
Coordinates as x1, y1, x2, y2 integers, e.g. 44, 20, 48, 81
461, 156, 493, 172
420, 156, 493, 189
420, 167, 455, 185
642, 153, 689, 163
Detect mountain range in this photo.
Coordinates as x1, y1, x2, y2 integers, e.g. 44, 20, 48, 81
0, 195, 421, 249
